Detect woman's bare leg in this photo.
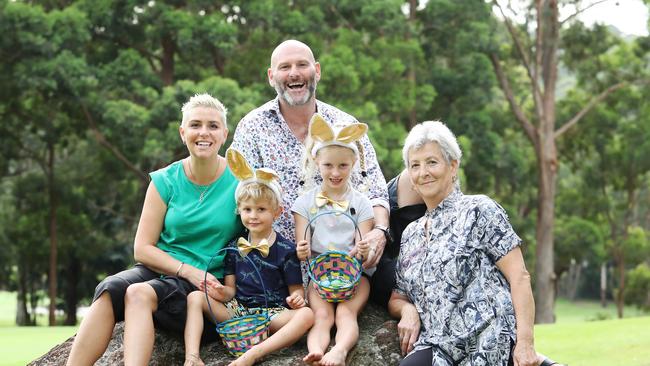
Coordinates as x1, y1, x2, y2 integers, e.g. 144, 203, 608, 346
123, 283, 158, 366
66, 292, 116, 366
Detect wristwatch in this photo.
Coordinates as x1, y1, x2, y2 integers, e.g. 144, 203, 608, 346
374, 224, 393, 243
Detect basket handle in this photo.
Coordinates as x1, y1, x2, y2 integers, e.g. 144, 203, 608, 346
302, 210, 363, 273
203, 246, 269, 325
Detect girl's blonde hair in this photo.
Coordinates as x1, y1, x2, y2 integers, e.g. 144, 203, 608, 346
299, 137, 368, 193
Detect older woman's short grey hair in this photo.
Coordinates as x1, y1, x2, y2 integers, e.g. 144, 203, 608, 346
181, 93, 228, 126
402, 120, 462, 167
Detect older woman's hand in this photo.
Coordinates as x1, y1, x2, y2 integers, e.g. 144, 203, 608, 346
512, 341, 538, 366
397, 304, 421, 356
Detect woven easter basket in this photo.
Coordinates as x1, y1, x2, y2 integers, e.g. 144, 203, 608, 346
204, 247, 270, 357
305, 211, 363, 303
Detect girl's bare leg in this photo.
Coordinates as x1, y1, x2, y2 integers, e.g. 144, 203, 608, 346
320, 277, 370, 366
304, 286, 335, 364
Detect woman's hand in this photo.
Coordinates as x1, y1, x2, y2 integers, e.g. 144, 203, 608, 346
296, 240, 311, 261
512, 341, 538, 366
397, 304, 420, 356
182, 264, 217, 289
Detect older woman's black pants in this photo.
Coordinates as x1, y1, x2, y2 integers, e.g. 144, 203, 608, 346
399, 344, 515, 366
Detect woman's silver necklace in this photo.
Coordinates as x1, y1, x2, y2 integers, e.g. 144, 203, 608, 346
187, 158, 220, 203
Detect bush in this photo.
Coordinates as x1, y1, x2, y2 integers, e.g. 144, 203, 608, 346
625, 263, 650, 311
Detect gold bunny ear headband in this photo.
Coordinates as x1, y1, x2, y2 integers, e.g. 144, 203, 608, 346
309, 113, 368, 157
226, 148, 283, 204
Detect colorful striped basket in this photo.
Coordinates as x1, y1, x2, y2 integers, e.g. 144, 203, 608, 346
305, 211, 363, 303
204, 247, 270, 357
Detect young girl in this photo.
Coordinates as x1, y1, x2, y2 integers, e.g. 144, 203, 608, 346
183, 148, 314, 366
292, 114, 374, 366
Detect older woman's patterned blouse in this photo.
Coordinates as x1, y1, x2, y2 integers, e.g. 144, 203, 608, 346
394, 187, 521, 362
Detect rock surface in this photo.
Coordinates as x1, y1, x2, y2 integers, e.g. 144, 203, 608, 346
28, 303, 402, 365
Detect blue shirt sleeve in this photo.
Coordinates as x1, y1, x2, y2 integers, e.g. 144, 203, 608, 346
223, 239, 238, 276
282, 246, 303, 286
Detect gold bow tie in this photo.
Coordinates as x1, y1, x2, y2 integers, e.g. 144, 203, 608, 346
315, 192, 349, 212
237, 237, 270, 257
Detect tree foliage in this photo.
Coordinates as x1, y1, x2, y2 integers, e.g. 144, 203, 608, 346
0, 0, 648, 325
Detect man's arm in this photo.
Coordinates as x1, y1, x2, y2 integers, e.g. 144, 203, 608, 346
357, 132, 390, 268
362, 205, 389, 268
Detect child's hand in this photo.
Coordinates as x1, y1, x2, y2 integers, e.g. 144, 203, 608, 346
355, 239, 370, 262
202, 279, 229, 301
286, 292, 306, 309
296, 240, 311, 261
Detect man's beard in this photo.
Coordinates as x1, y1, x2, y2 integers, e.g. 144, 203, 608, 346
274, 74, 318, 106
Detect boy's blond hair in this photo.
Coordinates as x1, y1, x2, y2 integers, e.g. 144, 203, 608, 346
236, 182, 281, 211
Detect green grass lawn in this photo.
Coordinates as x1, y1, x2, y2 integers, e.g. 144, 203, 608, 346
0, 326, 77, 366
553, 297, 647, 323
0, 291, 649, 365
0, 291, 79, 366
536, 316, 650, 366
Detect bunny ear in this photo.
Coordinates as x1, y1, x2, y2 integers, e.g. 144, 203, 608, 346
335, 123, 368, 144
309, 114, 335, 142
226, 148, 254, 181
255, 168, 280, 183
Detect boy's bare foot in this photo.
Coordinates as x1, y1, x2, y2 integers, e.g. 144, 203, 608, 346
303, 350, 324, 365
184, 353, 205, 366
319, 346, 347, 366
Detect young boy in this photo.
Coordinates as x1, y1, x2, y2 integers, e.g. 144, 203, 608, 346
183, 148, 314, 366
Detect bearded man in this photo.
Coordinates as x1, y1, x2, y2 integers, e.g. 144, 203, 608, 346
231, 40, 392, 296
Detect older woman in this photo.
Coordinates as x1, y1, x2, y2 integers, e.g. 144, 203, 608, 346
388, 121, 541, 366
66, 94, 243, 366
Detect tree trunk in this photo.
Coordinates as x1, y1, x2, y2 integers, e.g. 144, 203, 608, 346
15, 260, 31, 326
160, 33, 175, 86
47, 142, 58, 326
210, 47, 225, 75
407, 0, 418, 128
533, 135, 558, 323
600, 262, 607, 307
64, 257, 80, 325
566, 260, 582, 301
29, 271, 39, 325
615, 254, 625, 318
